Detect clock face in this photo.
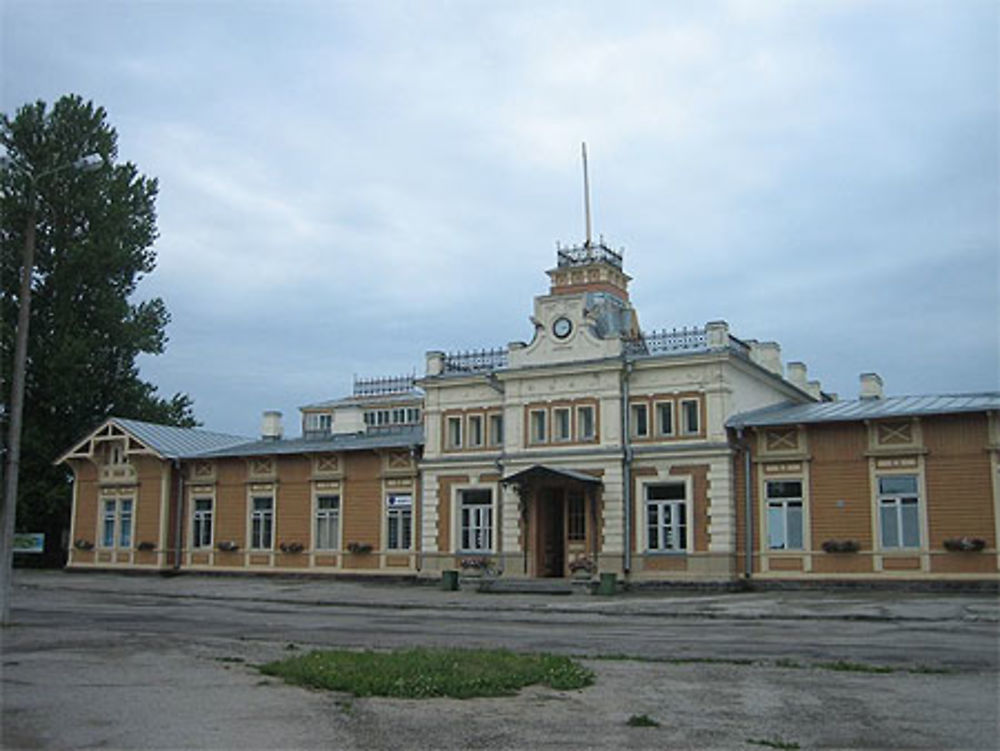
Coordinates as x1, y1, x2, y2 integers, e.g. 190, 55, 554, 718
553, 316, 573, 339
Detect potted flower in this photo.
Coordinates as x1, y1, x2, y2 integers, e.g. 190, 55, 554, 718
347, 541, 373, 554
942, 536, 986, 553
136, 541, 156, 552
217, 540, 239, 552
568, 556, 596, 579
73, 539, 94, 551
459, 556, 494, 577
821, 539, 861, 554
279, 541, 305, 554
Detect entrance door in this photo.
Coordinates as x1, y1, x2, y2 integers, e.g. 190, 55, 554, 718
538, 487, 565, 577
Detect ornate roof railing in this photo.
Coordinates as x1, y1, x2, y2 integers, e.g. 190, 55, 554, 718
624, 327, 707, 357
556, 240, 623, 270
353, 374, 417, 397
443, 347, 509, 374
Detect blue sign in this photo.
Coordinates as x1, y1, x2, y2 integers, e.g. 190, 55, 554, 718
13, 532, 44, 553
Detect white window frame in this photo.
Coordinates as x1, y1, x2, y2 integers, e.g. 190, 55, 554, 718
191, 496, 214, 550
765, 480, 804, 551
488, 413, 504, 447
529, 409, 547, 444
467, 414, 484, 448
877, 474, 921, 549
314, 493, 341, 551
455, 487, 494, 553
305, 412, 332, 433
446, 416, 463, 450
553, 407, 571, 442
249, 495, 274, 551
680, 398, 700, 435
631, 402, 649, 438
577, 405, 596, 442
100, 497, 133, 549
386, 494, 413, 551
655, 400, 674, 437
638, 477, 693, 554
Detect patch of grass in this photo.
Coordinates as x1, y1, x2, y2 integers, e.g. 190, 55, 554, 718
626, 713, 660, 728
747, 737, 800, 750
816, 660, 894, 674
774, 658, 803, 669
214, 656, 246, 664
908, 665, 955, 675
259, 647, 595, 699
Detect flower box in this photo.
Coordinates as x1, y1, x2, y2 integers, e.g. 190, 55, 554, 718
279, 541, 305, 554
136, 541, 156, 552
347, 542, 373, 554
821, 539, 860, 554
942, 537, 986, 553
217, 540, 240, 552
73, 539, 94, 551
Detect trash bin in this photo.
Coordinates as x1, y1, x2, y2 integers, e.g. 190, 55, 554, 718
442, 569, 459, 591
597, 572, 616, 596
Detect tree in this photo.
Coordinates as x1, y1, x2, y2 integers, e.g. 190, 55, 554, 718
1, 94, 196, 564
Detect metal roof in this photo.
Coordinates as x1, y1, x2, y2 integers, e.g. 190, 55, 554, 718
112, 418, 251, 458
727, 393, 1000, 428
300, 389, 424, 410
199, 424, 424, 458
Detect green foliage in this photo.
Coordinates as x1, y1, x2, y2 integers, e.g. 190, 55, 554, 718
1, 94, 197, 551
747, 737, 800, 750
816, 660, 894, 674
259, 647, 595, 699
626, 714, 660, 727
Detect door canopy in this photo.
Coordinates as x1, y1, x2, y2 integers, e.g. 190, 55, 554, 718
501, 465, 602, 491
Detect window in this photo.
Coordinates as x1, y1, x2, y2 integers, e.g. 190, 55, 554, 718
577, 405, 595, 441
101, 498, 132, 548
554, 408, 571, 442
315, 495, 340, 550
530, 409, 547, 444
468, 414, 484, 447
102, 499, 116, 547
406, 407, 421, 424
305, 412, 332, 433
460, 489, 492, 552
766, 480, 803, 550
192, 498, 213, 549
446, 416, 462, 449
656, 401, 674, 437
489, 413, 504, 446
631, 403, 649, 438
386, 494, 412, 550
681, 399, 700, 435
879, 475, 920, 549
645, 484, 687, 552
567, 492, 586, 541
109, 442, 128, 465
250, 496, 274, 550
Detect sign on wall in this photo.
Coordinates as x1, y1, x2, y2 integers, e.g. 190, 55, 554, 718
13, 532, 44, 554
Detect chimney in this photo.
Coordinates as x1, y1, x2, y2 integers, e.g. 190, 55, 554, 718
261, 410, 283, 440
860, 372, 884, 400
749, 340, 783, 376
786, 361, 808, 391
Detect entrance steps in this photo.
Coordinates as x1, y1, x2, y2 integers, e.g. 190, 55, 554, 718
474, 577, 585, 595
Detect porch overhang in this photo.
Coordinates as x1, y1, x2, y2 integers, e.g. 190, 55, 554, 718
500, 464, 602, 489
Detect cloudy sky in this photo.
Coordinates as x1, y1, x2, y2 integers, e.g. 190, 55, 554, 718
3, 0, 997, 437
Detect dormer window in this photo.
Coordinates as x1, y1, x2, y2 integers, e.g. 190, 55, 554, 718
304, 413, 332, 435
108, 442, 128, 466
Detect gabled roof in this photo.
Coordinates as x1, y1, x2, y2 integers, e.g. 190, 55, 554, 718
727, 392, 1000, 429
57, 417, 251, 463
199, 424, 424, 458
501, 465, 603, 487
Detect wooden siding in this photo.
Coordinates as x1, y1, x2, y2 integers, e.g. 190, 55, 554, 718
923, 413, 995, 549
436, 475, 470, 552
808, 423, 872, 555
341, 452, 381, 569
275, 455, 311, 550
133, 456, 163, 550
214, 459, 249, 552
